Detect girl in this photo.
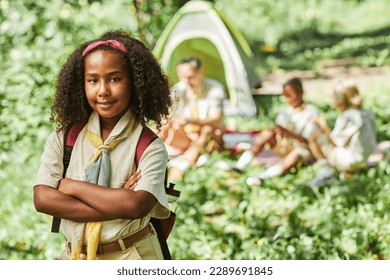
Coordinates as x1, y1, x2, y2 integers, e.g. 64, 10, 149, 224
234, 77, 320, 186
33, 30, 173, 260
308, 79, 376, 186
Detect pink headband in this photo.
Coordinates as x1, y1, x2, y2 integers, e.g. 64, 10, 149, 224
82, 40, 127, 57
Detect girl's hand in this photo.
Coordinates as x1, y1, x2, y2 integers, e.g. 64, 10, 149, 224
58, 177, 74, 195
123, 170, 141, 190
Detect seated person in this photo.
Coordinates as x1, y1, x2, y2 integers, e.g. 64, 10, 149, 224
231, 77, 321, 186
307, 79, 377, 187
159, 57, 225, 179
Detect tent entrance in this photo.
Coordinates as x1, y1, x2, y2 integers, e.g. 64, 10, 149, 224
154, 0, 259, 117
164, 38, 228, 96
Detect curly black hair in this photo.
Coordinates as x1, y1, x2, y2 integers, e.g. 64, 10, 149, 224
50, 30, 172, 132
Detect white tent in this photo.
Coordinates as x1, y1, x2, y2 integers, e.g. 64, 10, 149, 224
153, 0, 260, 117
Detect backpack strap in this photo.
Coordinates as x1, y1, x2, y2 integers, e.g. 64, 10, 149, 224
135, 127, 169, 191
135, 127, 173, 260
51, 119, 87, 233
65, 120, 88, 146
135, 127, 159, 168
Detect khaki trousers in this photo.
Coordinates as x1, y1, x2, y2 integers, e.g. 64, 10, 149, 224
59, 226, 164, 260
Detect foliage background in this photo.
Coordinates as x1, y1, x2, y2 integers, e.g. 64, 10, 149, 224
0, 0, 389, 259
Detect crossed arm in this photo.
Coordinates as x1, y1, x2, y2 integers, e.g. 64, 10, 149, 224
33, 170, 156, 222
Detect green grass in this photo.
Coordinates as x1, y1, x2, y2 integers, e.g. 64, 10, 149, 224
168, 153, 389, 260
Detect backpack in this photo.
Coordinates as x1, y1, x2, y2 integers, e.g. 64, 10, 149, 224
51, 120, 180, 260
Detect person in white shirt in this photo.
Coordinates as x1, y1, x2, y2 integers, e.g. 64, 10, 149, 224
232, 77, 321, 186
159, 57, 225, 180
307, 79, 376, 187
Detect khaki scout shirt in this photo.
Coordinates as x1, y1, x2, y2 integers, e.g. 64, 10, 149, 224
35, 110, 170, 244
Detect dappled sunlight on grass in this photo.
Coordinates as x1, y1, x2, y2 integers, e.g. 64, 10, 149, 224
169, 151, 389, 260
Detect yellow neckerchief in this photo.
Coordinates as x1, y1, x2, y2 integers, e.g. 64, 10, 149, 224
71, 111, 135, 260
85, 122, 133, 167
190, 92, 200, 120
185, 83, 206, 133
294, 102, 306, 112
